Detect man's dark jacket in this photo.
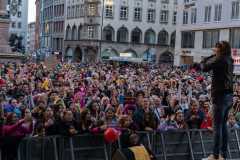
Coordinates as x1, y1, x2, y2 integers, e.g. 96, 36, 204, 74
200, 54, 233, 103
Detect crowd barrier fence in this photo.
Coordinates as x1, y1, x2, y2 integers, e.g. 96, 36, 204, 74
1, 129, 240, 160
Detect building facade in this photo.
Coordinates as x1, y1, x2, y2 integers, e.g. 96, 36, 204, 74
35, 0, 41, 50
64, 0, 177, 63
0, 0, 11, 53
40, 0, 65, 55
175, 0, 240, 66
7, 0, 28, 50
26, 22, 36, 53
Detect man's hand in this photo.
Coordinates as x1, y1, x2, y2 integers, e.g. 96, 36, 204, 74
145, 127, 153, 132
69, 128, 77, 135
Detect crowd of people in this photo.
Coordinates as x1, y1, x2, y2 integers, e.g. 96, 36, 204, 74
0, 62, 239, 159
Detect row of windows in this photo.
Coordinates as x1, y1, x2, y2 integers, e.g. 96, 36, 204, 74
65, 25, 176, 47
52, 38, 63, 51
67, 4, 177, 25
183, 4, 221, 25
182, 31, 219, 49
11, 22, 22, 29
54, 4, 64, 17
43, 22, 55, 34
8, 0, 22, 5
203, 4, 222, 22
230, 28, 240, 49
183, 4, 222, 25
183, 8, 197, 24
66, 25, 96, 40
67, 4, 85, 18
232, 1, 240, 19
102, 26, 175, 46
43, 21, 64, 34
67, 4, 97, 18
183, 1, 240, 25
53, 21, 64, 33
107, 6, 177, 24
181, 28, 240, 49
43, 6, 53, 20
7, 11, 22, 17
43, 4, 64, 20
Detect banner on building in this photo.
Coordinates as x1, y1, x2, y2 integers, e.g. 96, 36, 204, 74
232, 49, 240, 75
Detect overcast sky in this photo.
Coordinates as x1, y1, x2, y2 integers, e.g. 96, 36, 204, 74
28, 0, 36, 23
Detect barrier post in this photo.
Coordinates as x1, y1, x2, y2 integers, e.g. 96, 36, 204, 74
199, 130, 207, 157
160, 133, 167, 160
150, 132, 155, 152
150, 132, 155, 153
17, 145, 21, 160
17, 138, 31, 160
146, 133, 152, 150
109, 144, 112, 160
28, 138, 33, 160
53, 137, 59, 160
187, 130, 195, 160
42, 138, 46, 160
227, 145, 232, 159
235, 129, 240, 153
117, 137, 122, 149
104, 142, 109, 160
69, 138, 75, 160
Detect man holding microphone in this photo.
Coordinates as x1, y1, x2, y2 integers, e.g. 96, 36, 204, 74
194, 41, 233, 160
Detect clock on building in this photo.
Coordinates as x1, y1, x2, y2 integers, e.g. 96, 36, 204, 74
10, 0, 18, 16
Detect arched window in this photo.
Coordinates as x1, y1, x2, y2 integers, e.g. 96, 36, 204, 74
117, 27, 128, 42
103, 26, 115, 41
159, 51, 173, 65
101, 48, 119, 59
144, 29, 156, 44
72, 25, 77, 40
158, 30, 169, 46
65, 25, 71, 40
170, 31, 176, 47
74, 47, 82, 62
131, 27, 142, 43
143, 48, 156, 63
65, 47, 73, 62
78, 25, 82, 40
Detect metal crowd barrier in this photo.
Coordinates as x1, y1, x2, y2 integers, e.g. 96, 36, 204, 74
1, 129, 240, 160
